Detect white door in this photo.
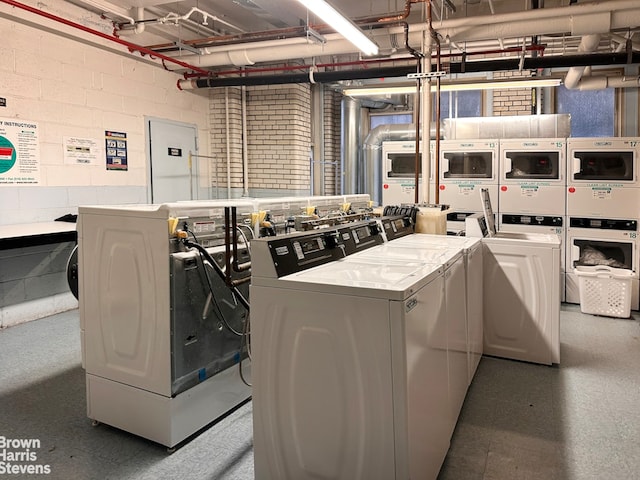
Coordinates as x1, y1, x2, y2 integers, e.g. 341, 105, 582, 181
147, 118, 198, 203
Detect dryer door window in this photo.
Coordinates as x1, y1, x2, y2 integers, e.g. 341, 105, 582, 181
572, 151, 634, 181
387, 152, 421, 178
442, 152, 493, 179
504, 151, 559, 180
571, 238, 633, 270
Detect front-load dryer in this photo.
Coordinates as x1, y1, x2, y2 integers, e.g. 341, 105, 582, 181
565, 216, 638, 310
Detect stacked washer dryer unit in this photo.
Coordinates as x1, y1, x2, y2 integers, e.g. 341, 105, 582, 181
381, 140, 436, 205
251, 220, 453, 480
565, 138, 640, 310
438, 139, 500, 233
497, 138, 567, 301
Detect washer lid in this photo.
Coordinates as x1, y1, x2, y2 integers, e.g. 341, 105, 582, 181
280, 257, 443, 300
484, 231, 561, 247
351, 243, 462, 269
391, 233, 481, 251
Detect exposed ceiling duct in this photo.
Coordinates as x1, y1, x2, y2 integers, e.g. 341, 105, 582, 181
166, 0, 640, 69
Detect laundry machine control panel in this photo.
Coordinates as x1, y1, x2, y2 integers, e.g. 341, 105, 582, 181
252, 220, 384, 278
378, 215, 414, 241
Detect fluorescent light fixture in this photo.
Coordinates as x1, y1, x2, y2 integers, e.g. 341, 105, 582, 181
297, 0, 379, 56
342, 78, 562, 96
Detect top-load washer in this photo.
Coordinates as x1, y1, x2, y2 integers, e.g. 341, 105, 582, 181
438, 139, 500, 232
566, 137, 640, 219
499, 214, 567, 302
349, 240, 467, 436
251, 222, 451, 480
391, 233, 483, 384
466, 189, 561, 365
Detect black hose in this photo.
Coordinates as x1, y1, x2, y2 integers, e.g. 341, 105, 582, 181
183, 239, 250, 311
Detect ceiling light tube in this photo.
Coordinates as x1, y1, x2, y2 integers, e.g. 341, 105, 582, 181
342, 78, 562, 96
297, 0, 379, 56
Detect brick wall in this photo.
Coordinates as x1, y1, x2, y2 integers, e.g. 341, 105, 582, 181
323, 89, 342, 195
210, 83, 313, 195
210, 87, 245, 197
247, 84, 311, 192
492, 70, 534, 116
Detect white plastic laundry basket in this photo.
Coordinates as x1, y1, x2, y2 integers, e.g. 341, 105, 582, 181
575, 265, 634, 318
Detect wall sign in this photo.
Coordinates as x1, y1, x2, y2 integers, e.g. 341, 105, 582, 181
64, 136, 99, 165
0, 117, 40, 185
105, 131, 128, 171
168, 147, 182, 157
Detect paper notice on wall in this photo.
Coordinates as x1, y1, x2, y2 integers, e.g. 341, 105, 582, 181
64, 136, 100, 165
0, 117, 40, 186
105, 130, 128, 171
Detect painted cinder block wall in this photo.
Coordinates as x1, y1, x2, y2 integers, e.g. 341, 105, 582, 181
0, 2, 210, 325
0, 3, 210, 225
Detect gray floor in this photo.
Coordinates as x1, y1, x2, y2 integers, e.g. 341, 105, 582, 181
0, 305, 639, 480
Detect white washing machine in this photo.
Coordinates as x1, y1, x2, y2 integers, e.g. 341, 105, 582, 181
566, 137, 640, 219
391, 233, 483, 385
350, 240, 467, 436
498, 138, 566, 215
438, 139, 500, 232
565, 216, 639, 310
251, 224, 450, 480
499, 214, 566, 302
78, 200, 254, 447
466, 190, 561, 365
381, 140, 436, 205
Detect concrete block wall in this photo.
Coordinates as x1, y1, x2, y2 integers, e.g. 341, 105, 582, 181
492, 71, 534, 116
0, 2, 210, 324
0, 2, 210, 225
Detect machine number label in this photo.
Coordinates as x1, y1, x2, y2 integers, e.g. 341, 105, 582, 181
458, 184, 475, 195
591, 187, 612, 200
520, 185, 539, 197
630, 232, 637, 239
405, 297, 418, 313
275, 246, 289, 256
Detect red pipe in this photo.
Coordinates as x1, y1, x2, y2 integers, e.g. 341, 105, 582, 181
0, 0, 212, 76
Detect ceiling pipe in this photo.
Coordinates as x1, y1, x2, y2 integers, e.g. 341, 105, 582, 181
116, 7, 146, 36
165, 0, 640, 69
0, 0, 212, 75
564, 34, 602, 89
208, 44, 544, 79
569, 75, 640, 91
178, 51, 640, 89
74, 0, 134, 25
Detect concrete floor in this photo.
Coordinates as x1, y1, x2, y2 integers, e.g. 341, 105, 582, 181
0, 304, 638, 479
